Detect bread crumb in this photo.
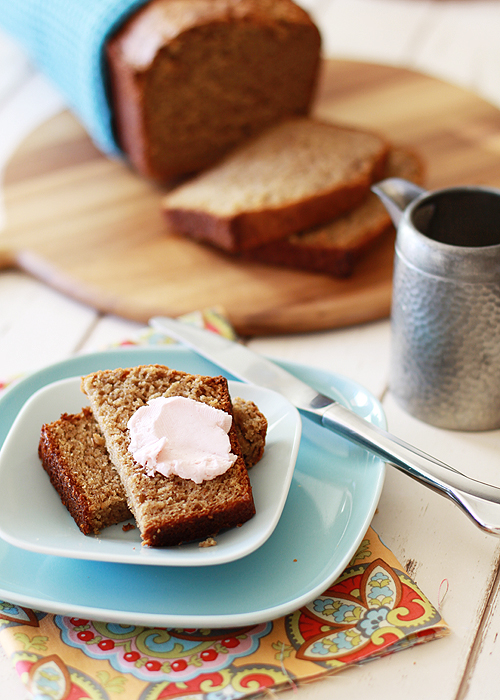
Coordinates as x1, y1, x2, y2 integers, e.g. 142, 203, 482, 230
199, 536, 217, 548
122, 522, 136, 532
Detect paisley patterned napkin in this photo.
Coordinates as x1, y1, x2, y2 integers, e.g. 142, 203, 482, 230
0, 309, 449, 699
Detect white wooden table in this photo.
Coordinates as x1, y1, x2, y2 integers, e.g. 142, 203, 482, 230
2, 2, 500, 698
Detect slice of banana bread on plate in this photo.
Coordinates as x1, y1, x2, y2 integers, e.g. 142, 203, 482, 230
81, 364, 256, 546
39, 406, 131, 535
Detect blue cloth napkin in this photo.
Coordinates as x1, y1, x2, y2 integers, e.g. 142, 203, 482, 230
0, 0, 150, 155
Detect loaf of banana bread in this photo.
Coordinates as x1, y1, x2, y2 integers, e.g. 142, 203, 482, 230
106, 0, 321, 181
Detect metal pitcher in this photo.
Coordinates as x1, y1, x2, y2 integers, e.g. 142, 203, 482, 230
372, 178, 500, 430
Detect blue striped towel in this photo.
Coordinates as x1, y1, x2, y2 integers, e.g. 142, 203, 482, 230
0, 0, 150, 155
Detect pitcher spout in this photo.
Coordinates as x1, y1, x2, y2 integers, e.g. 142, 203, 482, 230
371, 178, 426, 228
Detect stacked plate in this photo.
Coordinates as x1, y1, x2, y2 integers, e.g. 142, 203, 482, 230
0, 346, 385, 628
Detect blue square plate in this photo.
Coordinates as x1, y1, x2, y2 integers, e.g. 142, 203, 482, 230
0, 345, 385, 627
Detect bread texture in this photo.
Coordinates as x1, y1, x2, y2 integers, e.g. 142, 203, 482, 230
162, 118, 390, 252
232, 397, 267, 468
246, 147, 424, 276
39, 407, 131, 535
106, 0, 321, 181
81, 364, 256, 546
39, 397, 267, 537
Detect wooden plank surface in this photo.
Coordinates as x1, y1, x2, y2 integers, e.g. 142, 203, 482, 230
2, 59, 500, 336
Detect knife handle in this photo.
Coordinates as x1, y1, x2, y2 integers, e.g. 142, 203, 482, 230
320, 402, 500, 535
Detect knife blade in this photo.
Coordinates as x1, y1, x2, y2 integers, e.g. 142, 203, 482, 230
150, 316, 500, 535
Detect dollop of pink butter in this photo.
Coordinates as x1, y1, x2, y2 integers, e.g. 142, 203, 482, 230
127, 396, 237, 483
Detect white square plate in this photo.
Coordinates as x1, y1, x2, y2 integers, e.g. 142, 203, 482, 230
0, 375, 301, 567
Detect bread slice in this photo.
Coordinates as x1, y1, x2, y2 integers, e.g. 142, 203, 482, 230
246, 148, 424, 276
39, 407, 131, 535
232, 397, 267, 469
106, 0, 321, 182
39, 398, 267, 537
162, 118, 390, 252
81, 365, 256, 546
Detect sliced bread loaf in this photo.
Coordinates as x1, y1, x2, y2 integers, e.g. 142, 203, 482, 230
81, 364, 255, 546
106, 0, 321, 181
246, 148, 424, 276
162, 117, 390, 252
39, 398, 267, 536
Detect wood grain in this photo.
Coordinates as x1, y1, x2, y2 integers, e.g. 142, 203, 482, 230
3, 59, 500, 336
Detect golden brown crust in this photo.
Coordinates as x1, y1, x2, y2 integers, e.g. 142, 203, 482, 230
110, 0, 320, 70
141, 492, 255, 547
81, 364, 256, 547
165, 177, 374, 253
106, 0, 321, 181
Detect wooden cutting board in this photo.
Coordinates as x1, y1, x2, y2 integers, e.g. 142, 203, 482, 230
3, 59, 500, 336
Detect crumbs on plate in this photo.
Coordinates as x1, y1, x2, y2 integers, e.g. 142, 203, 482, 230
199, 536, 217, 548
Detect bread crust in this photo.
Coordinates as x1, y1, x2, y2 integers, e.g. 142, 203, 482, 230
166, 177, 376, 253
106, 0, 321, 181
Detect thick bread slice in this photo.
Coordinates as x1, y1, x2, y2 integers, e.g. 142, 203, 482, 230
106, 0, 321, 182
39, 399, 267, 536
247, 148, 424, 276
39, 407, 131, 535
81, 365, 255, 546
162, 118, 390, 252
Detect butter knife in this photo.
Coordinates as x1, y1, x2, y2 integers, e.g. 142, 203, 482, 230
151, 316, 500, 535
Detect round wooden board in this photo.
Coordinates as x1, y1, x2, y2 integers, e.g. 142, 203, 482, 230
3, 59, 500, 336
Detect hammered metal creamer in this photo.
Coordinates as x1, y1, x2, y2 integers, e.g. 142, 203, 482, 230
373, 179, 500, 430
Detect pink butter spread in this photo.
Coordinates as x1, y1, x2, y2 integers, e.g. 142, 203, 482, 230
127, 396, 237, 483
